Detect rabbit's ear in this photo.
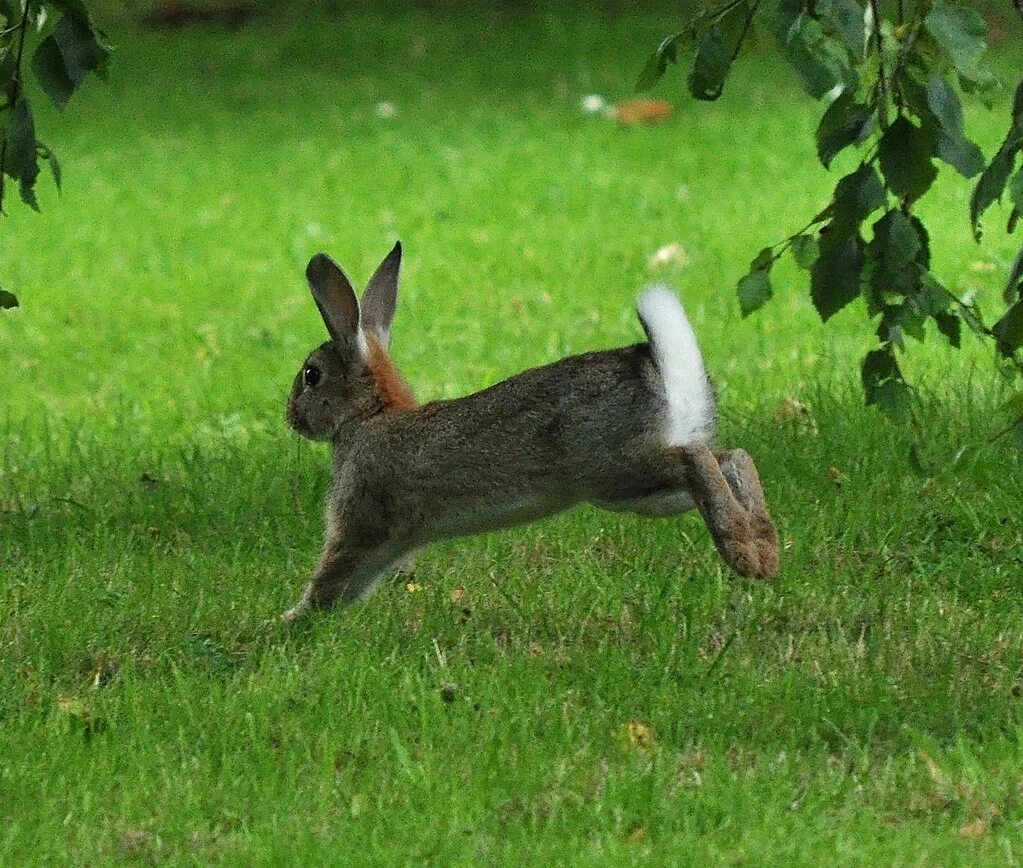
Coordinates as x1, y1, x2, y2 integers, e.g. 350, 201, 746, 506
306, 253, 361, 351
361, 241, 401, 346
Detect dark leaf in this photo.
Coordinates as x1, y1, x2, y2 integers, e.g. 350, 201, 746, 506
636, 34, 680, 92
896, 299, 927, 343
831, 164, 886, 234
865, 211, 924, 310
19, 175, 40, 210
993, 300, 1023, 354
907, 215, 931, 269
925, 0, 987, 79
781, 11, 857, 99
819, 0, 864, 58
3, 99, 38, 185
738, 268, 772, 317
1014, 77, 1023, 131
1006, 244, 1023, 303
687, 3, 753, 103
935, 132, 985, 178
54, 15, 108, 86
816, 93, 872, 169
1009, 209, 1020, 235
688, 24, 731, 101
31, 36, 75, 111
791, 234, 819, 269
1011, 166, 1023, 211
957, 296, 987, 336
935, 311, 962, 347
48, 0, 92, 24
925, 76, 966, 137
42, 146, 61, 191
925, 76, 985, 177
861, 347, 912, 418
0, 289, 18, 309
970, 146, 1016, 241
871, 211, 923, 271
811, 233, 863, 321
958, 68, 1003, 110
751, 246, 774, 270
879, 116, 938, 202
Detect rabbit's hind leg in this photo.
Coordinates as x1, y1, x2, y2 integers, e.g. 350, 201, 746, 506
716, 449, 780, 578
645, 443, 766, 579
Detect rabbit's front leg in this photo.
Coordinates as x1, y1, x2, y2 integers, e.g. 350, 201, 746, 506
282, 486, 404, 622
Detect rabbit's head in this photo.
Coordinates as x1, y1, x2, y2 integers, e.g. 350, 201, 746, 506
287, 242, 415, 442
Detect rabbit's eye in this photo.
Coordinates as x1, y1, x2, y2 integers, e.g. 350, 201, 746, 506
302, 364, 322, 388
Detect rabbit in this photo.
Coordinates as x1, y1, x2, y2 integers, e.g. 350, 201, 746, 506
282, 242, 779, 623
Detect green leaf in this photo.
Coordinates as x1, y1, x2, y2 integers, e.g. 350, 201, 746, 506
791, 234, 819, 269
861, 347, 912, 418
970, 147, 1016, 241
0, 289, 19, 309
54, 15, 109, 86
816, 92, 872, 169
3, 99, 39, 191
925, 0, 987, 79
811, 233, 863, 321
636, 34, 680, 92
934, 311, 962, 347
31, 35, 75, 111
993, 300, 1023, 354
738, 268, 772, 317
688, 24, 731, 101
831, 164, 886, 233
879, 116, 938, 202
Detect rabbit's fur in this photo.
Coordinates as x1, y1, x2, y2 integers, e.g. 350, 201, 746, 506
283, 243, 779, 621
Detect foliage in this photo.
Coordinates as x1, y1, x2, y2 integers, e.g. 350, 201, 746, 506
0, 0, 109, 308
639, 0, 1023, 435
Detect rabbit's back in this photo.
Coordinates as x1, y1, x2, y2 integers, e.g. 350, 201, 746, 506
342, 344, 707, 544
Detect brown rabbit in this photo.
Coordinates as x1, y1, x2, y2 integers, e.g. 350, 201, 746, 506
282, 242, 779, 622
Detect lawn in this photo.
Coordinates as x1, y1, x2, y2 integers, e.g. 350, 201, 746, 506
2, 3, 1023, 863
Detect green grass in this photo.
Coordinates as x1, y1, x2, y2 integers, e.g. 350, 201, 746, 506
3, 5, 1023, 864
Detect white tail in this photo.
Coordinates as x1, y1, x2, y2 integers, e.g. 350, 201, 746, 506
636, 286, 715, 445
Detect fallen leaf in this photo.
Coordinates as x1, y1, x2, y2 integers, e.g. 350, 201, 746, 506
957, 817, 989, 838
624, 720, 655, 752
624, 824, 648, 844
450, 586, 468, 604
647, 242, 689, 271
405, 581, 422, 594
613, 98, 673, 125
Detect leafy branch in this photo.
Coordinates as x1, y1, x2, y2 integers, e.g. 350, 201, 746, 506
0, 0, 111, 309
638, 0, 1023, 438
